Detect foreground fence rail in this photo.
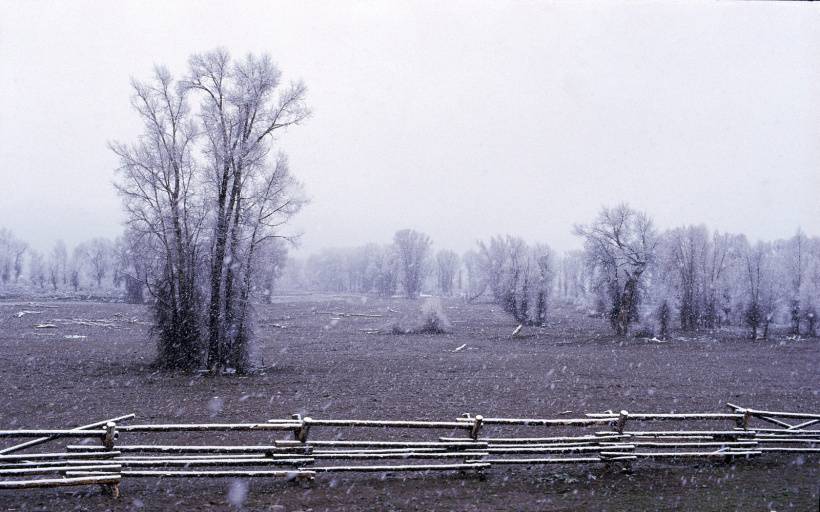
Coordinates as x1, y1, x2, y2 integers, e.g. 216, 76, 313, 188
0, 402, 816, 498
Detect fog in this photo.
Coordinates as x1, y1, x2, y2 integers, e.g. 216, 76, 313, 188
1, 0, 818, 256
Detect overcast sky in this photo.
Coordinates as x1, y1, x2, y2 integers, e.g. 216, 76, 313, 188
1, 1, 818, 257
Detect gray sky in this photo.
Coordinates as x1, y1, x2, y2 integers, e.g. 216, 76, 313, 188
1, 0, 818, 256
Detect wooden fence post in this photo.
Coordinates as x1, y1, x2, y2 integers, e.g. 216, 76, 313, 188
734, 409, 751, 430
292, 414, 311, 443
102, 422, 117, 450
470, 415, 483, 441
100, 421, 119, 497
616, 411, 629, 434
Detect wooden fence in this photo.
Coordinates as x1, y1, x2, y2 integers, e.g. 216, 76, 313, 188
0, 403, 816, 497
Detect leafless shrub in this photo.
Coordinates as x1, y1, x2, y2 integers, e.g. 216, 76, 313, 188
390, 297, 451, 335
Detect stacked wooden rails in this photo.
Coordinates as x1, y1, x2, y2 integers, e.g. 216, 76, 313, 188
0, 403, 816, 497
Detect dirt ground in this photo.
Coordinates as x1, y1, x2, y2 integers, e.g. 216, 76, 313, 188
0, 295, 817, 511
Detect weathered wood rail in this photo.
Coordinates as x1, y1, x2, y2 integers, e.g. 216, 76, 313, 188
0, 402, 815, 497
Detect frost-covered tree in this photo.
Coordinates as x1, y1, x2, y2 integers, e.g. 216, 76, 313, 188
575, 204, 657, 336
701, 231, 740, 328
50, 240, 68, 287
28, 250, 46, 289
556, 250, 587, 305
663, 225, 709, 331
114, 229, 153, 304
462, 249, 486, 302
740, 239, 782, 339
112, 63, 211, 368
393, 229, 432, 298
0, 229, 26, 286
255, 239, 288, 303
473, 236, 555, 325
435, 249, 460, 296
782, 229, 807, 335
374, 244, 400, 297
185, 50, 308, 372
77, 238, 115, 288
113, 49, 307, 372
476, 236, 512, 304
68, 245, 84, 292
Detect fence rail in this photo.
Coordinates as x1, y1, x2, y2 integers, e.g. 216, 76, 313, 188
0, 402, 815, 497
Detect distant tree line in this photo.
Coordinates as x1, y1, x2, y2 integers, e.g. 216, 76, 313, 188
295, 229, 437, 299
288, 229, 556, 326
568, 204, 820, 339
287, 204, 820, 341
5, 199, 818, 345
0, 231, 127, 294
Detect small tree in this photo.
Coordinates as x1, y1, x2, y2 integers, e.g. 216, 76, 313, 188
0, 229, 26, 286
28, 251, 46, 288
374, 245, 400, 297
473, 236, 554, 325
393, 229, 432, 298
51, 240, 68, 287
435, 250, 460, 296
255, 239, 288, 304
657, 300, 671, 340
741, 240, 778, 340
79, 238, 114, 288
462, 249, 487, 302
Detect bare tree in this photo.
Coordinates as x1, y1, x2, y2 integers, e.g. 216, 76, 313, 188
28, 250, 46, 289
476, 236, 512, 304
556, 250, 587, 305
393, 229, 432, 298
374, 245, 400, 297
115, 229, 153, 304
462, 249, 487, 302
12, 239, 26, 283
702, 231, 738, 328
0, 229, 26, 285
575, 204, 657, 336
51, 240, 68, 287
183, 49, 308, 372
112, 64, 206, 369
113, 49, 307, 372
473, 236, 554, 325
784, 229, 806, 335
255, 238, 288, 303
78, 238, 115, 288
69, 245, 84, 292
435, 250, 460, 296
740, 239, 782, 340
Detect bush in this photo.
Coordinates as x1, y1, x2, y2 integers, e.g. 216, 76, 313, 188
391, 297, 452, 335
632, 325, 655, 339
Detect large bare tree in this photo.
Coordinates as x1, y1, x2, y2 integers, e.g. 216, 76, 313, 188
113, 50, 307, 372
184, 49, 308, 371
575, 204, 657, 336
112, 64, 205, 368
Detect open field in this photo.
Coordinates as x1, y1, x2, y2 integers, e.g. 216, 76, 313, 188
0, 295, 817, 511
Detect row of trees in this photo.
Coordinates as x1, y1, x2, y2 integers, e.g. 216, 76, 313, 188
464, 236, 555, 326
294, 205, 818, 340
293, 230, 556, 326
0, 231, 129, 292
297, 229, 443, 298
569, 204, 820, 339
